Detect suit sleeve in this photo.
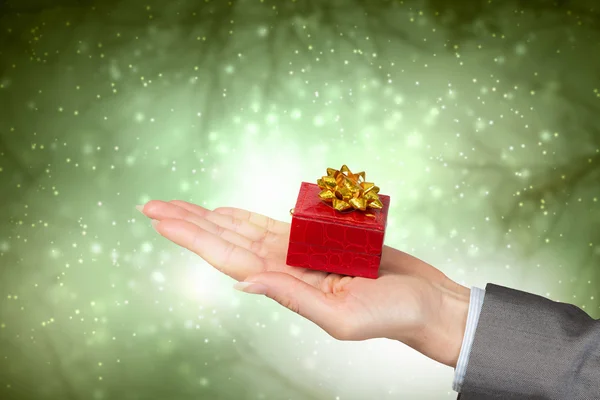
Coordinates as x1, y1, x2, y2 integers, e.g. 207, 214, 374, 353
457, 283, 600, 400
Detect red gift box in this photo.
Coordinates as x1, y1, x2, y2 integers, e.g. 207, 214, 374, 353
286, 182, 390, 279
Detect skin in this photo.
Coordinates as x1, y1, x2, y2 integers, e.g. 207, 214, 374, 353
138, 200, 470, 368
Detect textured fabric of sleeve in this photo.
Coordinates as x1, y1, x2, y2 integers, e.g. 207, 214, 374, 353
458, 283, 600, 400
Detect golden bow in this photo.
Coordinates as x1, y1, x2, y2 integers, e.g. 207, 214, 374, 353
317, 165, 383, 212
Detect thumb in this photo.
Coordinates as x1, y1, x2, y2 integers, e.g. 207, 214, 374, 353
233, 272, 337, 331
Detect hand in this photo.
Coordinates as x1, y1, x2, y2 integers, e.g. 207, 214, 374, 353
139, 200, 470, 367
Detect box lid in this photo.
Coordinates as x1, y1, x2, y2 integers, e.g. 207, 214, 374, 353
292, 182, 390, 231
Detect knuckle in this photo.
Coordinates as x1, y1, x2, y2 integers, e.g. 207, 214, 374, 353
216, 242, 236, 271
215, 224, 226, 237
250, 240, 267, 258
274, 295, 300, 315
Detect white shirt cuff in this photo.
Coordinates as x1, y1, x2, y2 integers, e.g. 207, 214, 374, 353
452, 286, 485, 393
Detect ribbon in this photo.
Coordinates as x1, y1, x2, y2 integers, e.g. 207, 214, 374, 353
317, 165, 383, 212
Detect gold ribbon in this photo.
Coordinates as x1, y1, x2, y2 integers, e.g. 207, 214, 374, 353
317, 165, 383, 212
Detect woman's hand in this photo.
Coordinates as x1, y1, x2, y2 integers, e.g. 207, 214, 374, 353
139, 200, 470, 367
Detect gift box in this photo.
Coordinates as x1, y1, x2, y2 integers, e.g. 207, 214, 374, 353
286, 166, 390, 279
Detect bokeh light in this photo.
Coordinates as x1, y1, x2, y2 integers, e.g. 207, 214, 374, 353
1, 0, 599, 399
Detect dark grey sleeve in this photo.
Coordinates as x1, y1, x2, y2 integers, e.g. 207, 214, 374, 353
458, 283, 600, 400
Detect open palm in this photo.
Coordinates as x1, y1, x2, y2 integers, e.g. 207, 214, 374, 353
140, 200, 467, 365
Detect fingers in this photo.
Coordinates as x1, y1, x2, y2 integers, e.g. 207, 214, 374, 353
162, 200, 210, 217
142, 200, 280, 257
212, 207, 290, 235
165, 200, 289, 235
169, 200, 287, 243
152, 218, 266, 281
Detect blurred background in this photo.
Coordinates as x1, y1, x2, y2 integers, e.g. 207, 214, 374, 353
0, 0, 599, 399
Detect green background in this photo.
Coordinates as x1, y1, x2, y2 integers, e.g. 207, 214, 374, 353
1, 0, 599, 399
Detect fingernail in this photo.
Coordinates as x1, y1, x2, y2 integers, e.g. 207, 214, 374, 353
233, 281, 268, 295
150, 219, 160, 232
135, 204, 145, 213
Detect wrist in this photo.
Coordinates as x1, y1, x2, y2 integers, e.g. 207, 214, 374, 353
435, 285, 470, 367
406, 281, 470, 368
